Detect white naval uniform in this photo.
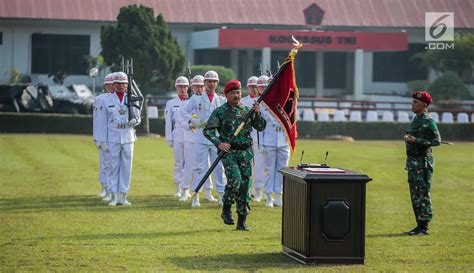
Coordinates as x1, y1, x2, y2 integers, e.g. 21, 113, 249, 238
165, 97, 188, 188
180, 95, 200, 190
98, 92, 140, 194
182, 92, 227, 193
261, 105, 290, 195
240, 95, 266, 189
92, 93, 111, 190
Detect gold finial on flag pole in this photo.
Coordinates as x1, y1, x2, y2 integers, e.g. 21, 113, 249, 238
290, 35, 303, 56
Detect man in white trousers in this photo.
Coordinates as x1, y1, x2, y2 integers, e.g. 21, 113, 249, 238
183, 70, 227, 207
97, 72, 141, 206
258, 75, 290, 207
93, 73, 115, 202
240, 76, 266, 202
165, 76, 189, 198
179, 75, 205, 202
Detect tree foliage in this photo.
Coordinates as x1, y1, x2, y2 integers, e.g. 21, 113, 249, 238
429, 71, 470, 100
413, 34, 474, 84
101, 5, 186, 94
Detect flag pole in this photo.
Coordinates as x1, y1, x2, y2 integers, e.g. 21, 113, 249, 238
192, 36, 302, 196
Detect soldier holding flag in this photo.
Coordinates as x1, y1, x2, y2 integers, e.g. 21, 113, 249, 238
203, 80, 266, 231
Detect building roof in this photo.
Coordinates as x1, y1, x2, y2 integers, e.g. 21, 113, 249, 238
1, 0, 473, 28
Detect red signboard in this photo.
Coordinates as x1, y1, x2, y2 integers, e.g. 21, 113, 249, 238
218, 29, 408, 51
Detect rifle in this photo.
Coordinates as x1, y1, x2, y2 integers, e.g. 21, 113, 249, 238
121, 57, 144, 122
192, 36, 303, 195
185, 61, 193, 97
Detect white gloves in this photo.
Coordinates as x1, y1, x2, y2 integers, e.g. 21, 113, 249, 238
94, 140, 101, 150
102, 143, 110, 153
128, 118, 140, 127
166, 140, 173, 147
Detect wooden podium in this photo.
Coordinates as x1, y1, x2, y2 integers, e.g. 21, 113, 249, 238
279, 167, 372, 264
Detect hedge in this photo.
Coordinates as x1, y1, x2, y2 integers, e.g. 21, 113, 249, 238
1, 113, 473, 141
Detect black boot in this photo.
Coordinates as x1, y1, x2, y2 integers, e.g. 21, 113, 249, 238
236, 214, 250, 231
407, 221, 429, 236
418, 221, 429, 235
406, 222, 420, 235
221, 204, 234, 225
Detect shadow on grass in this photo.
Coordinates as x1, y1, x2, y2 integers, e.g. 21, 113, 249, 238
17, 229, 217, 244
367, 233, 407, 238
170, 252, 354, 270
0, 194, 205, 213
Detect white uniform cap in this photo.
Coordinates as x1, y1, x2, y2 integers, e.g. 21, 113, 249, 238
204, 70, 219, 82
257, 75, 270, 87
114, 72, 128, 83
175, 76, 189, 86
191, 75, 205, 86
246, 76, 258, 87
104, 73, 114, 84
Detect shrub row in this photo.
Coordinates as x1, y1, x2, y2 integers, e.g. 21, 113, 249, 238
1, 113, 472, 141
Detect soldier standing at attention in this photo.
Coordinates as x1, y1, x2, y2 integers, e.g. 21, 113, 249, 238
165, 76, 189, 198
183, 70, 227, 207
93, 73, 115, 202
203, 80, 266, 231
240, 76, 266, 202
179, 75, 205, 201
99, 72, 141, 206
404, 91, 440, 235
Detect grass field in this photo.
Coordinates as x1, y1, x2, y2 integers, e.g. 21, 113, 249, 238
0, 134, 473, 272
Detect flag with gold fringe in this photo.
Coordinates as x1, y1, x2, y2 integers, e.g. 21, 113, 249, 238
261, 48, 300, 155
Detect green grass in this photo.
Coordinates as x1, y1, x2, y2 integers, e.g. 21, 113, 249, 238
0, 134, 473, 272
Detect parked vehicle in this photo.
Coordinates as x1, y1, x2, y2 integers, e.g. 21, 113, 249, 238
0, 84, 93, 114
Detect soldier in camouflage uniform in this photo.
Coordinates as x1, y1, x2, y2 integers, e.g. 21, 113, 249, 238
203, 80, 266, 231
404, 91, 441, 235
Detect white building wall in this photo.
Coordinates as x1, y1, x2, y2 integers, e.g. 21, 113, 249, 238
0, 21, 102, 86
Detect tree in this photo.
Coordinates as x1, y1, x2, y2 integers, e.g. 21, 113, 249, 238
429, 71, 470, 100
101, 5, 186, 94
413, 34, 474, 84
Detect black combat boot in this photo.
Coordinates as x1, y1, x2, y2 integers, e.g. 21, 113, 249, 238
221, 204, 234, 225
236, 214, 250, 231
418, 221, 429, 235
407, 221, 429, 236
406, 222, 420, 235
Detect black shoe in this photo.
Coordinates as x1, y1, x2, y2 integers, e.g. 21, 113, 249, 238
221, 204, 234, 225
236, 214, 250, 231
407, 221, 429, 236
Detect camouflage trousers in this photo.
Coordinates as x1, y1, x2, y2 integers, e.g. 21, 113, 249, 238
407, 168, 433, 222
221, 149, 253, 216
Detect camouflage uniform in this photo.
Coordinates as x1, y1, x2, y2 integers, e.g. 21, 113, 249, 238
203, 102, 266, 215
405, 112, 441, 223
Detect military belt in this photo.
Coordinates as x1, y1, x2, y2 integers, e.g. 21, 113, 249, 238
407, 149, 432, 157
230, 142, 252, 150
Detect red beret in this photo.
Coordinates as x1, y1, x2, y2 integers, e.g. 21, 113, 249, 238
224, 80, 241, 94
413, 91, 432, 105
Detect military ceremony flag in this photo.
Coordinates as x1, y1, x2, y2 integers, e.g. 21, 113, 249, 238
261, 45, 300, 155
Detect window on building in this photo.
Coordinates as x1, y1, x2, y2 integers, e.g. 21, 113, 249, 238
31, 34, 90, 75
372, 44, 427, 82
194, 49, 231, 67
295, 51, 316, 88
0, 32, 3, 45
324, 52, 347, 89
